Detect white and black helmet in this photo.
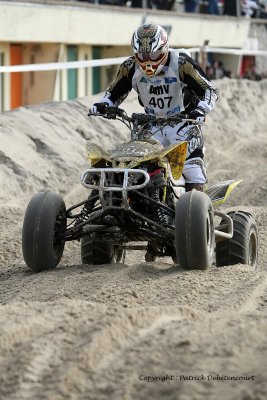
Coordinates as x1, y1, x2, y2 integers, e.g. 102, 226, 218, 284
131, 23, 169, 77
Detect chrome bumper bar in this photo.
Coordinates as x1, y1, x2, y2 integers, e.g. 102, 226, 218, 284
80, 168, 150, 209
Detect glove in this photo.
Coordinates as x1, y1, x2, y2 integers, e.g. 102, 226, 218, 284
188, 107, 206, 122
89, 102, 109, 115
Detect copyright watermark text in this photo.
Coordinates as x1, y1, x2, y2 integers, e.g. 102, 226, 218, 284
139, 374, 256, 383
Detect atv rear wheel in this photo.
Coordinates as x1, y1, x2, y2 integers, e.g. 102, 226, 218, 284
216, 211, 258, 267
22, 191, 67, 272
81, 237, 125, 265
175, 190, 215, 270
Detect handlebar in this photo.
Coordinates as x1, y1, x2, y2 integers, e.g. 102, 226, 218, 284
88, 107, 202, 126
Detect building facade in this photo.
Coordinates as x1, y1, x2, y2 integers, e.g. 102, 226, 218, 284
0, 0, 266, 111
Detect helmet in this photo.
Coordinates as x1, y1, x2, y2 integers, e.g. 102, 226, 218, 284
131, 23, 169, 77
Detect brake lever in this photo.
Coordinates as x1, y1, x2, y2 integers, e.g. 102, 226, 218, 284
185, 118, 204, 125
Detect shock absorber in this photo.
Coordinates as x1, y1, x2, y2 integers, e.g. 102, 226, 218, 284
147, 186, 168, 225
75, 189, 99, 225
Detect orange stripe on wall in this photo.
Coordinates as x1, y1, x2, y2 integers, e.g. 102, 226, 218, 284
10, 44, 23, 109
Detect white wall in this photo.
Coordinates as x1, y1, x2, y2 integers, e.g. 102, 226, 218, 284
0, 1, 250, 49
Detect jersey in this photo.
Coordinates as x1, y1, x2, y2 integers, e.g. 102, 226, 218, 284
132, 50, 184, 117
99, 49, 218, 117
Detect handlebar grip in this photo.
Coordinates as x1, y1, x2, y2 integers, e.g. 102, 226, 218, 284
131, 113, 157, 124
105, 107, 125, 118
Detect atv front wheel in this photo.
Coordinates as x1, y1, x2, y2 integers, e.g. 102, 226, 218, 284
216, 211, 258, 267
81, 237, 125, 265
22, 191, 67, 272
175, 190, 215, 270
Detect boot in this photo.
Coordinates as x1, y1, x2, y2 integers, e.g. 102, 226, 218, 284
185, 183, 204, 192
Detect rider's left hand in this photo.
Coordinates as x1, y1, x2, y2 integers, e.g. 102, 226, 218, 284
189, 108, 206, 122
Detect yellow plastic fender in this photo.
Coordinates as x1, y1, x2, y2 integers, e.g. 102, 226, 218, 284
126, 141, 188, 181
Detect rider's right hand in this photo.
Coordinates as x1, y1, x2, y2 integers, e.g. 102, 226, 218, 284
89, 102, 109, 115
188, 107, 206, 122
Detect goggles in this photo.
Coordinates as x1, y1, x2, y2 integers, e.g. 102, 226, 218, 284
136, 49, 163, 63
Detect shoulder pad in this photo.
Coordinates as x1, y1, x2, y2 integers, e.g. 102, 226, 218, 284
179, 52, 199, 69
122, 56, 135, 69
178, 52, 192, 63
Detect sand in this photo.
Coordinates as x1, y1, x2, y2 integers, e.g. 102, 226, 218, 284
0, 78, 266, 400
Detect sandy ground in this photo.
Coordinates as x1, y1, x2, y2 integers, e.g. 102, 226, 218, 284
0, 78, 267, 400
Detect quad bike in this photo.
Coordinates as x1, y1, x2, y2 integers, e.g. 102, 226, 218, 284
22, 107, 258, 273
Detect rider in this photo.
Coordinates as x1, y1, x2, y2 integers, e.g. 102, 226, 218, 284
89, 22, 218, 192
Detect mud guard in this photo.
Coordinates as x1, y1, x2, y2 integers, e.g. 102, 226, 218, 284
87, 140, 188, 181
205, 180, 242, 205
